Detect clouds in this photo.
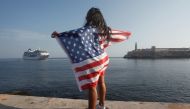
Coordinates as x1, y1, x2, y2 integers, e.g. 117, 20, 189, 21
0, 29, 47, 41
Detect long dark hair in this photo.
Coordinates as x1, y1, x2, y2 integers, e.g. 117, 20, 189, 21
85, 7, 111, 42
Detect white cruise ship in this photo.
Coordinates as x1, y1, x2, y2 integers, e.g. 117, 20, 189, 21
23, 48, 49, 60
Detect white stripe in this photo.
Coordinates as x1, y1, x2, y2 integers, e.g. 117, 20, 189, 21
101, 65, 108, 72
111, 30, 123, 33
72, 52, 107, 68
78, 72, 100, 87
111, 35, 127, 40
75, 59, 109, 77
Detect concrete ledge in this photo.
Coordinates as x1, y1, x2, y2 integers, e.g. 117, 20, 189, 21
0, 94, 190, 109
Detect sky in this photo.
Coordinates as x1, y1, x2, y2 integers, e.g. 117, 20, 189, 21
0, 0, 190, 58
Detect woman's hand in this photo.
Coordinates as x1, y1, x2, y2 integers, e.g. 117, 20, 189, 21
51, 31, 60, 38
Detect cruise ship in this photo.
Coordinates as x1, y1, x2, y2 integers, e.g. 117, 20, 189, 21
23, 48, 49, 60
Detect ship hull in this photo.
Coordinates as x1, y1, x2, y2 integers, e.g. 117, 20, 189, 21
23, 55, 49, 60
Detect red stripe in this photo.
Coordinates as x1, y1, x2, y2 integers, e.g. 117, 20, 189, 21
103, 44, 109, 48
99, 39, 106, 44
81, 81, 98, 90
78, 64, 108, 81
79, 71, 100, 81
99, 40, 103, 44
112, 30, 131, 36
111, 32, 131, 36
109, 38, 125, 42
99, 32, 130, 44
75, 55, 109, 72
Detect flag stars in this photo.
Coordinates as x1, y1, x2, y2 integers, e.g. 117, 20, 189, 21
75, 38, 79, 41
73, 43, 76, 47
82, 37, 85, 40
86, 55, 90, 58
77, 51, 80, 54
66, 46, 69, 49
85, 33, 87, 36
79, 58, 83, 61
95, 38, 99, 42
78, 33, 82, 36
60, 26, 104, 63
71, 49, 74, 52
65, 34, 68, 36
79, 46, 82, 49
70, 36, 74, 39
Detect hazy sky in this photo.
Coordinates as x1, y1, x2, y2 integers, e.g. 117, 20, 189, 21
0, 0, 190, 58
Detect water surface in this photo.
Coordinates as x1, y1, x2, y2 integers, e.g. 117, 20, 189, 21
0, 58, 190, 103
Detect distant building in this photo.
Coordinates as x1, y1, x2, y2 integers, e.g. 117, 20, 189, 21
124, 43, 190, 59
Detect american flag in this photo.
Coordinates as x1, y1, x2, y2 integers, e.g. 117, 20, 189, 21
56, 26, 131, 91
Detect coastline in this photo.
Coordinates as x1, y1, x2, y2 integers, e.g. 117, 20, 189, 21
1, 94, 190, 109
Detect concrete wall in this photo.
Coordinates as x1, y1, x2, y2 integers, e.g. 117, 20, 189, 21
1, 94, 190, 109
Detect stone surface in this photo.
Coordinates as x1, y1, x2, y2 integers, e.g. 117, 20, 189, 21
0, 94, 190, 109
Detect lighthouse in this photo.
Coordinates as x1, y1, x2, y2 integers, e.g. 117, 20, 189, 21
135, 42, 137, 51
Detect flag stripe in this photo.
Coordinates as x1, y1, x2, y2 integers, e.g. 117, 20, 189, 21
79, 72, 100, 86
110, 35, 127, 40
109, 38, 126, 42
81, 81, 99, 90
75, 59, 109, 77
78, 64, 108, 81
72, 52, 107, 68
80, 65, 108, 90
74, 55, 109, 72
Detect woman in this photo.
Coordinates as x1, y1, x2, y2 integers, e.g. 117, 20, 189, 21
52, 7, 131, 109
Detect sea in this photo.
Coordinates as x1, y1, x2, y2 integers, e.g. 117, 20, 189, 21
0, 58, 190, 103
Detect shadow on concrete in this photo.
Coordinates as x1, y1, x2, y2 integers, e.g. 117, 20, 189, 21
2, 91, 31, 96
0, 104, 21, 109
